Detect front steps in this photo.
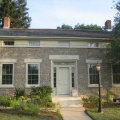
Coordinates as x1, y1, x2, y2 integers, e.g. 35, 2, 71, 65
52, 96, 83, 107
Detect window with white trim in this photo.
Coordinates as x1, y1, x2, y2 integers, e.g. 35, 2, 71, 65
27, 64, 39, 85
1, 64, 13, 85
59, 41, 70, 47
88, 42, 98, 47
88, 64, 99, 85
24, 59, 42, 87
112, 65, 120, 84
29, 41, 40, 46
4, 41, 14, 46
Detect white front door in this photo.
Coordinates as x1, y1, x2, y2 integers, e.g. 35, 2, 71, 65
58, 67, 70, 95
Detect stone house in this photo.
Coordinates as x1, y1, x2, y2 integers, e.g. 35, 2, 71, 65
0, 17, 119, 97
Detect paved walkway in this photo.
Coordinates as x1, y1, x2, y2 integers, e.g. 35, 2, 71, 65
52, 96, 92, 120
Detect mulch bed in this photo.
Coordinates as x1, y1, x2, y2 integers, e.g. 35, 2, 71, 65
83, 102, 120, 108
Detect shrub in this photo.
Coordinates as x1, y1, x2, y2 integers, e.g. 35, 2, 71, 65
30, 86, 55, 108
0, 96, 10, 107
82, 95, 99, 104
106, 90, 111, 102
88, 95, 99, 104
30, 86, 53, 98
27, 102, 40, 114
15, 87, 25, 100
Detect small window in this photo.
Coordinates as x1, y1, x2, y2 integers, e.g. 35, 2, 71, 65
88, 64, 99, 85
2, 64, 13, 85
113, 65, 120, 84
88, 42, 98, 47
27, 64, 39, 85
29, 41, 40, 46
59, 41, 70, 47
4, 41, 14, 46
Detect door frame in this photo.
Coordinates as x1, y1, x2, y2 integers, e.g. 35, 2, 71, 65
57, 66, 70, 95
51, 61, 77, 96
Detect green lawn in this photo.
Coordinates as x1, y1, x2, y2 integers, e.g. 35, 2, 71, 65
86, 108, 120, 120
0, 109, 63, 120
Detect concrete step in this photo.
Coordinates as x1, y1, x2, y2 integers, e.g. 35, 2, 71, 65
52, 96, 83, 107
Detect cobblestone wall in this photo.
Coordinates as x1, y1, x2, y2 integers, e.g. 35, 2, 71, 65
0, 47, 117, 97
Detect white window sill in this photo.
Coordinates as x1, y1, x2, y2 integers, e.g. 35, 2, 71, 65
0, 85, 15, 88
88, 84, 102, 87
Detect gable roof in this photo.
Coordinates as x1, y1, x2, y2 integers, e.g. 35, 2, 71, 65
0, 29, 112, 39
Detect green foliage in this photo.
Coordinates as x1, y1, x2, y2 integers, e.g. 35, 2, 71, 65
0, 0, 31, 28
88, 95, 99, 104
106, 38, 120, 64
82, 95, 99, 104
57, 24, 73, 29
27, 102, 40, 115
0, 96, 10, 107
106, 91, 111, 102
56, 109, 63, 118
74, 23, 102, 30
30, 86, 53, 98
15, 87, 25, 100
30, 86, 55, 108
57, 23, 102, 30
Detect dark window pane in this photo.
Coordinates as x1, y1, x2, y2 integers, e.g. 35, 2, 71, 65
89, 64, 99, 84
113, 65, 120, 84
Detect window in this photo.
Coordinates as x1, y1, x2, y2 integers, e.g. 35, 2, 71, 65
24, 59, 42, 87
4, 41, 14, 46
27, 64, 39, 85
88, 64, 99, 85
113, 65, 120, 84
2, 64, 13, 85
59, 41, 70, 47
53, 67, 56, 87
71, 67, 75, 88
29, 41, 40, 46
88, 42, 98, 47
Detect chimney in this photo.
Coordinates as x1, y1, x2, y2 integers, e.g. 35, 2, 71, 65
3, 17, 10, 28
105, 20, 111, 31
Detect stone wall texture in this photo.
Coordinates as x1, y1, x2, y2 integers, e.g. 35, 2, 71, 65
0, 47, 118, 97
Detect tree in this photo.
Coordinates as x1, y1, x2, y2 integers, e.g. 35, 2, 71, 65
74, 23, 102, 30
106, 1, 120, 64
106, 38, 120, 64
0, 0, 31, 28
57, 24, 73, 29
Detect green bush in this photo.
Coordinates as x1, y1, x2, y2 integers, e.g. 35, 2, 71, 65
27, 102, 40, 114
30, 86, 53, 98
15, 87, 25, 100
88, 95, 99, 104
30, 86, 55, 108
82, 95, 99, 104
106, 91, 110, 102
0, 96, 10, 107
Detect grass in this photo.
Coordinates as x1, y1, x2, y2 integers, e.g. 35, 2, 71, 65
0, 109, 63, 120
86, 108, 120, 120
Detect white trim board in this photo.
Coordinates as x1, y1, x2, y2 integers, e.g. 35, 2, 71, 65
49, 55, 79, 60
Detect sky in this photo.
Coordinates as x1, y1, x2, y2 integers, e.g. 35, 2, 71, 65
27, 0, 117, 29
